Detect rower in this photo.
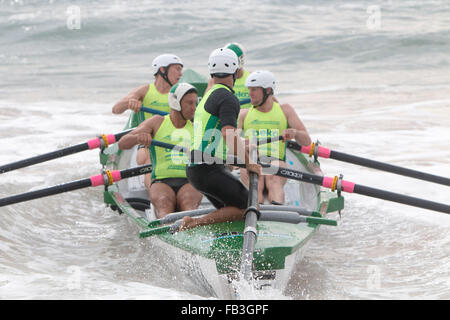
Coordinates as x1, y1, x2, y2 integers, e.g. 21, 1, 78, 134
112, 53, 184, 121
238, 70, 311, 205
205, 42, 251, 109
117, 82, 203, 218
180, 47, 261, 231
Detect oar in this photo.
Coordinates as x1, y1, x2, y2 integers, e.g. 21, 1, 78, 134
0, 164, 152, 207
259, 211, 337, 226
260, 164, 450, 214
286, 140, 450, 187
148, 139, 450, 215
147, 207, 215, 228
240, 138, 259, 282
0, 129, 132, 174
139, 209, 337, 238
140, 98, 252, 116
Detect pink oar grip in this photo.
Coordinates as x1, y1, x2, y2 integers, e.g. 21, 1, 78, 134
300, 145, 331, 158
90, 174, 104, 187
90, 170, 122, 187
87, 135, 117, 150
322, 176, 355, 193
87, 138, 101, 150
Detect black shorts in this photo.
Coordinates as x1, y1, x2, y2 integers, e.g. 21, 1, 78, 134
151, 178, 189, 194
186, 164, 248, 209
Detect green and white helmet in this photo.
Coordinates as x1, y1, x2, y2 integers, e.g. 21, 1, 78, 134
152, 54, 183, 76
168, 82, 198, 111
208, 47, 239, 77
225, 42, 245, 68
245, 70, 276, 90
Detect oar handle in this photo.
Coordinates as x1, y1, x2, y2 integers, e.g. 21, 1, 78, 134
140, 99, 252, 117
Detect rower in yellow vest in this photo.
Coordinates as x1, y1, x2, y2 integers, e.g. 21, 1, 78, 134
112, 53, 183, 122
117, 83, 202, 218
238, 70, 312, 205
205, 42, 251, 108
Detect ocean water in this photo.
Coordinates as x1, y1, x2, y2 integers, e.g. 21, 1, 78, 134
0, 0, 449, 300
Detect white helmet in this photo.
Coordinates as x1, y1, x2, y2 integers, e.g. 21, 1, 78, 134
225, 42, 246, 68
152, 54, 183, 76
168, 82, 198, 111
208, 48, 239, 76
245, 70, 276, 90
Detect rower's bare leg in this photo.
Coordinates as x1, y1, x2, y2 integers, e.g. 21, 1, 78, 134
148, 182, 176, 218
265, 160, 287, 204
180, 207, 244, 231
176, 183, 203, 211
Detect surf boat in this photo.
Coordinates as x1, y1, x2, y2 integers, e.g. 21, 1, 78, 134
99, 70, 344, 298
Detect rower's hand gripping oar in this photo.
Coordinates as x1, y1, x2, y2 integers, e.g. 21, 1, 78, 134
286, 140, 450, 187
0, 129, 132, 174
0, 164, 152, 207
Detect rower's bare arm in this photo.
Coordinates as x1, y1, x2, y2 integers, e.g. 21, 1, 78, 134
118, 116, 162, 150
112, 85, 149, 114
237, 109, 249, 130
281, 103, 312, 146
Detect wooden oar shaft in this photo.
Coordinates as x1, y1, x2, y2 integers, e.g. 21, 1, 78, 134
0, 164, 152, 208
0, 129, 132, 174
286, 141, 450, 186
0, 178, 92, 207
0, 143, 89, 174
270, 165, 450, 214
149, 139, 450, 214
330, 150, 450, 186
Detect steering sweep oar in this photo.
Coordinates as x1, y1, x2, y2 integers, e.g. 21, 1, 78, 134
0, 129, 132, 174
286, 140, 450, 186
240, 138, 260, 282
0, 164, 152, 207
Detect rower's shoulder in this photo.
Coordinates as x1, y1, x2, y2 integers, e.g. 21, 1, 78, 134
140, 114, 165, 127
239, 108, 250, 118
280, 102, 296, 115
129, 84, 150, 98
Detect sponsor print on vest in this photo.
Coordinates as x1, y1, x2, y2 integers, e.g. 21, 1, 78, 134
139, 83, 171, 123
243, 102, 288, 161
149, 115, 193, 180
233, 70, 251, 109
191, 84, 234, 164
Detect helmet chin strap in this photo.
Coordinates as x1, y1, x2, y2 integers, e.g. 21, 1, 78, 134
158, 67, 173, 87
256, 88, 271, 107
179, 109, 187, 121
